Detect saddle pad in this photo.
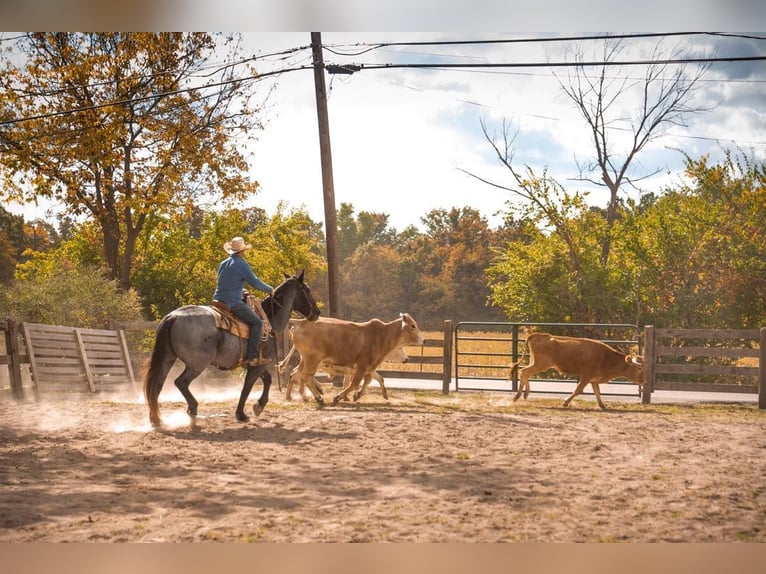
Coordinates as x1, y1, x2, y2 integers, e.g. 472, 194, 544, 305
208, 306, 250, 339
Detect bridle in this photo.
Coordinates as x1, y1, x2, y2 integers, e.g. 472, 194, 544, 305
268, 276, 317, 319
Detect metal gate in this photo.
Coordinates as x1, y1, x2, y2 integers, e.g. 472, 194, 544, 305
454, 322, 642, 396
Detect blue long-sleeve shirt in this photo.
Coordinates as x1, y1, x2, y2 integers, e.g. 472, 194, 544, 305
212, 254, 274, 307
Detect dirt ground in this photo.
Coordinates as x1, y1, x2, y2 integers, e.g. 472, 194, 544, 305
1, 377, 765, 543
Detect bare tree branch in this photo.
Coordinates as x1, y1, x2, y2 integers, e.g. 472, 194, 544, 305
554, 36, 712, 265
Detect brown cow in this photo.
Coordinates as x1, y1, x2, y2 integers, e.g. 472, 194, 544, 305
286, 313, 424, 405
508, 332, 644, 409
279, 344, 408, 402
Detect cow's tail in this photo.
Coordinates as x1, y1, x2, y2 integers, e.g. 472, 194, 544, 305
507, 349, 529, 380
144, 315, 176, 426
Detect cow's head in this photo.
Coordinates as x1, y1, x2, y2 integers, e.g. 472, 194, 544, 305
399, 312, 425, 346
624, 354, 644, 389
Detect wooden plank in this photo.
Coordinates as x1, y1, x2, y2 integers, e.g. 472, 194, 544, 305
760, 328, 766, 410
654, 328, 759, 340
652, 381, 758, 394
656, 346, 759, 359
24, 323, 77, 334
655, 364, 759, 376
82, 328, 137, 391
22, 322, 42, 397
74, 329, 96, 392
642, 325, 656, 404
377, 370, 443, 380
442, 319, 453, 394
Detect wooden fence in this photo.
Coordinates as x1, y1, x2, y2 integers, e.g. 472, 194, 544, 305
642, 326, 766, 408
2, 319, 763, 407
1, 320, 138, 398
1, 319, 26, 399
110, 318, 454, 393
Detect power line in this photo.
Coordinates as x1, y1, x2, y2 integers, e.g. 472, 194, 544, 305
0, 64, 312, 127
340, 55, 766, 73
323, 32, 766, 56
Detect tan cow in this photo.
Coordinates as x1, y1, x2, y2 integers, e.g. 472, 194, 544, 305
286, 313, 424, 405
279, 344, 408, 402
508, 332, 644, 409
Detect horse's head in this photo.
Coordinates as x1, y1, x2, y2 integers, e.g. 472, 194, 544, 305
290, 269, 321, 321
270, 270, 321, 326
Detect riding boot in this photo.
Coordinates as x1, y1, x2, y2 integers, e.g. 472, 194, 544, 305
246, 341, 272, 367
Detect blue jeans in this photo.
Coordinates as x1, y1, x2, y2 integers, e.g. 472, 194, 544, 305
230, 303, 263, 360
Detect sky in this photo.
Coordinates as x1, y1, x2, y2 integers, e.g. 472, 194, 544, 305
4, 28, 766, 233
238, 32, 766, 231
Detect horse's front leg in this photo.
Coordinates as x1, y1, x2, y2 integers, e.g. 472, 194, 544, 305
235, 366, 259, 422
253, 370, 272, 417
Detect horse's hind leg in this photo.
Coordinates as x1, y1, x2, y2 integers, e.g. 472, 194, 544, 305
174, 366, 204, 421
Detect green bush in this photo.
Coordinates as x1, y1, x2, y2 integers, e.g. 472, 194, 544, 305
0, 263, 145, 328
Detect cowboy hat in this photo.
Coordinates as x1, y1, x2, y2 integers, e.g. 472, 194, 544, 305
223, 236, 252, 254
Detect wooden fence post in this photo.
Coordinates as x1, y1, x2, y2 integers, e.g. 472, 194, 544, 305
442, 320, 453, 395
5, 319, 24, 400
759, 327, 765, 410
642, 325, 655, 405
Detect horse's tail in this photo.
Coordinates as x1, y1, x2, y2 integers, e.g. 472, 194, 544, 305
144, 315, 176, 426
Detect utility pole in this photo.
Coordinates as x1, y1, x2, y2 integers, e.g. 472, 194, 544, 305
311, 32, 341, 318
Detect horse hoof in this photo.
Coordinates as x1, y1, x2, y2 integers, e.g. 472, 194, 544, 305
352, 393, 361, 402
236, 411, 249, 422
252, 403, 264, 417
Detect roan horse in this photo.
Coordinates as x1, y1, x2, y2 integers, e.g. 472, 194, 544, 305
144, 270, 320, 427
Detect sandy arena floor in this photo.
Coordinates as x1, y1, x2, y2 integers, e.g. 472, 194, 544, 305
1, 379, 765, 542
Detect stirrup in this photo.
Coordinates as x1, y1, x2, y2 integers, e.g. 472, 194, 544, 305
246, 353, 272, 367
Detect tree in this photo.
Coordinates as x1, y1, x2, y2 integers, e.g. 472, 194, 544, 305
131, 204, 326, 318
341, 244, 404, 322
0, 33, 265, 289
618, 150, 766, 328
336, 202, 396, 261
557, 36, 711, 265
487, 198, 615, 323
400, 207, 504, 328
0, 259, 144, 327
0, 206, 24, 283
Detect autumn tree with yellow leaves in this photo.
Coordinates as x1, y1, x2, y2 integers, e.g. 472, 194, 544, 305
0, 33, 265, 289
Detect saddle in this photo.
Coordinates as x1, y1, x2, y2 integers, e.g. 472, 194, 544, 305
208, 293, 272, 342
209, 300, 251, 339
